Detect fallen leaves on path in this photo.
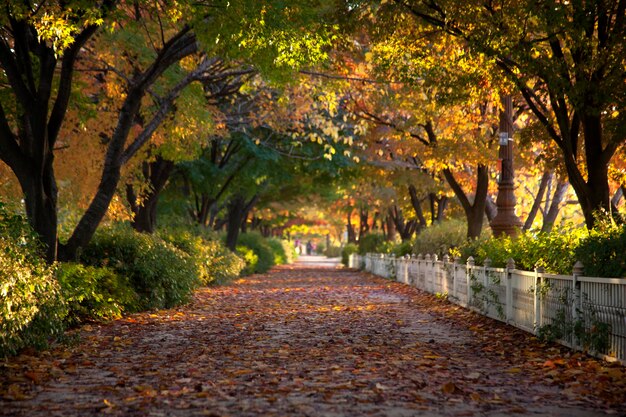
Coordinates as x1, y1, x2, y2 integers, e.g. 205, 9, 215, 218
1, 265, 624, 416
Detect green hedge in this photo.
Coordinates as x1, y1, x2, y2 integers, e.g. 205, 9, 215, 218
266, 238, 295, 265
575, 223, 626, 278
324, 245, 342, 258
80, 225, 199, 310
0, 204, 66, 357
453, 225, 588, 274
413, 218, 469, 258
160, 228, 245, 285
341, 243, 358, 266
57, 263, 137, 325
358, 233, 386, 255
236, 232, 275, 274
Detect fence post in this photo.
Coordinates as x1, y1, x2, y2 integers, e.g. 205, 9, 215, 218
467, 256, 475, 305
572, 261, 584, 350
402, 254, 409, 283
453, 256, 461, 302
534, 266, 544, 335
483, 258, 491, 293
505, 258, 515, 323
417, 254, 424, 289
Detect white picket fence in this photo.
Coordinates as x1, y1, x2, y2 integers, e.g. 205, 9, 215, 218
349, 253, 626, 364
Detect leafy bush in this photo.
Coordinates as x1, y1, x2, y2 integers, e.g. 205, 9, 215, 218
357, 233, 386, 255
324, 245, 342, 258
341, 243, 358, 266
0, 204, 66, 356
236, 245, 259, 275
80, 225, 199, 310
575, 223, 626, 278
454, 226, 586, 273
266, 238, 295, 265
413, 218, 469, 258
160, 228, 244, 285
56, 263, 137, 325
391, 241, 413, 257
236, 232, 275, 274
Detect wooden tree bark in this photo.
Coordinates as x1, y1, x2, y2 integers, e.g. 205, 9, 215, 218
127, 156, 175, 234
541, 180, 569, 233
442, 164, 489, 240
523, 170, 551, 232
358, 208, 370, 240
388, 205, 416, 242
346, 209, 357, 243
0, 5, 112, 261
225, 194, 259, 251
59, 28, 202, 260
408, 184, 428, 232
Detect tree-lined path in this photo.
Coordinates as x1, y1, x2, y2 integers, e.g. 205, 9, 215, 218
1, 263, 624, 417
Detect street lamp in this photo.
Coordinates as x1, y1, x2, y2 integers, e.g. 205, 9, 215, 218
490, 95, 522, 237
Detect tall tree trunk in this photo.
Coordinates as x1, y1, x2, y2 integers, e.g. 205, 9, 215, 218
408, 184, 428, 231
388, 205, 415, 242
225, 195, 246, 251
20, 165, 58, 262
435, 196, 448, 222
385, 213, 396, 241
442, 164, 489, 240
127, 156, 175, 234
485, 196, 497, 222
58, 29, 201, 260
523, 170, 551, 231
225, 194, 259, 251
541, 180, 569, 233
358, 208, 369, 240
346, 209, 356, 243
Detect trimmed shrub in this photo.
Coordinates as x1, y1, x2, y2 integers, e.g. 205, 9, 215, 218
160, 229, 245, 285
341, 243, 358, 266
575, 223, 626, 278
391, 241, 413, 257
324, 245, 342, 258
236, 232, 275, 274
358, 233, 386, 255
266, 238, 295, 265
56, 263, 137, 325
236, 245, 259, 276
413, 218, 469, 258
80, 225, 199, 310
0, 204, 66, 356
454, 226, 586, 274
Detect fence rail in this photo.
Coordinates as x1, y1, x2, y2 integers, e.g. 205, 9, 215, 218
349, 253, 626, 364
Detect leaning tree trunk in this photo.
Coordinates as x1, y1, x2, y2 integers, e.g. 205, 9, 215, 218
58, 29, 203, 261
127, 156, 175, 234
523, 170, 551, 232
225, 194, 259, 251
541, 180, 569, 233
442, 164, 489, 240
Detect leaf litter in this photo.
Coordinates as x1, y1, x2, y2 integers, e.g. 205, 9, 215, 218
1, 264, 624, 416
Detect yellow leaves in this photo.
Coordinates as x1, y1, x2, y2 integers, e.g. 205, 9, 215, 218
35, 12, 78, 55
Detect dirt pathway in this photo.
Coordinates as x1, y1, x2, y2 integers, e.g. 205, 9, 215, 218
1, 261, 624, 416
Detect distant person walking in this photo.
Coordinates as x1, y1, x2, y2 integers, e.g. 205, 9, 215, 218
306, 241, 312, 255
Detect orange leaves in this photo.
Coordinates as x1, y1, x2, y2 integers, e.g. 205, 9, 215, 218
1, 265, 625, 415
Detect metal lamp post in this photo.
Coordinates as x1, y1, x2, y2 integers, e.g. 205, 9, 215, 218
490, 95, 522, 237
